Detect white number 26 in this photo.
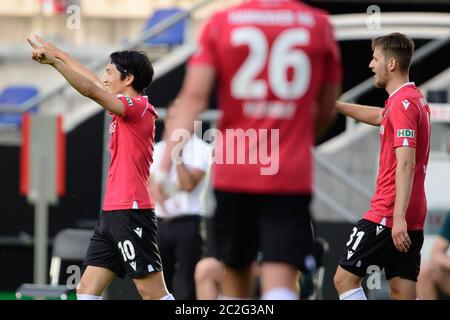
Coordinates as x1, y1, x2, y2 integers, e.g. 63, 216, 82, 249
231, 27, 311, 100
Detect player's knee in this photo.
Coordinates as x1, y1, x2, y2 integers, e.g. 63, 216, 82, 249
135, 281, 160, 300
389, 286, 412, 300
195, 258, 222, 284
389, 284, 416, 300
389, 286, 401, 300
76, 279, 101, 296
333, 268, 359, 293
333, 269, 347, 292
333, 271, 344, 292
134, 274, 169, 300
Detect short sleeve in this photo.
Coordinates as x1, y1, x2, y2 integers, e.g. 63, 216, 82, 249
183, 138, 211, 172
322, 17, 342, 84
189, 14, 219, 69
117, 95, 156, 122
390, 99, 421, 149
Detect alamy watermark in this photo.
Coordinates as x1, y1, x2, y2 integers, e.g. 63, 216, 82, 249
66, 5, 81, 30
66, 265, 81, 290
366, 5, 381, 30
170, 120, 280, 176
366, 265, 382, 290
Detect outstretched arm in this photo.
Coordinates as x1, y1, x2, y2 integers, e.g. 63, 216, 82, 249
27, 35, 104, 88
31, 47, 124, 116
336, 101, 383, 126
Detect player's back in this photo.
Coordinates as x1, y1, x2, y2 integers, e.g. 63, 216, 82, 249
193, 0, 341, 194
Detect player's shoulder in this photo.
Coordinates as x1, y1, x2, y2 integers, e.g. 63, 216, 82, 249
288, 0, 333, 22
390, 86, 426, 114
132, 95, 149, 107
116, 94, 143, 107
395, 85, 424, 105
204, 2, 238, 25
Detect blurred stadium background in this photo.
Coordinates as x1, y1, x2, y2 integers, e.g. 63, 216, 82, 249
1, 0, 450, 300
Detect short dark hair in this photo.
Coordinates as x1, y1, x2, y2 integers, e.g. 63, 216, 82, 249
371, 33, 414, 73
109, 51, 154, 93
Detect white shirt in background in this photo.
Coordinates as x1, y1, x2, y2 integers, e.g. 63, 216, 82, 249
151, 135, 211, 219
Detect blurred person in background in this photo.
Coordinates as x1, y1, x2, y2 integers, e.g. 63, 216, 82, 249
150, 101, 211, 299
156, 0, 341, 300
417, 213, 450, 299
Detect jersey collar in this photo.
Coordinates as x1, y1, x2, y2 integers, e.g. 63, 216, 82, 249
389, 82, 415, 98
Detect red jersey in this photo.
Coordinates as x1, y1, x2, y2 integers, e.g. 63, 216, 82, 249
365, 83, 431, 230
189, 0, 341, 194
103, 95, 158, 211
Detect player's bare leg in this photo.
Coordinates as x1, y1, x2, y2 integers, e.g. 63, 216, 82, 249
417, 262, 450, 299
76, 266, 115, 299
133, 271, 172, 300
195, 257, 224, 300
417, 262, 437, 299
221, 265, 254, 299
260, 262, 299, 300
388, 277, 416, 299
334, 266, 366, 300
431, 267, 450, 296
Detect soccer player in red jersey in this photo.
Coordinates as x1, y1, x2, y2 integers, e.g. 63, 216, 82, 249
334, 33, 431, 300
28, 36, 173, 300
157, 0, 342, 299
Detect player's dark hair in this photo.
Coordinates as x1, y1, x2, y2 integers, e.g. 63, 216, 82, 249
109, 51, 154, 93
372, 33, 414, 74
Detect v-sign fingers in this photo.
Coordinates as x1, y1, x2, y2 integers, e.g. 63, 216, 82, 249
27, 37, 39, 49
34, 35, 48, 47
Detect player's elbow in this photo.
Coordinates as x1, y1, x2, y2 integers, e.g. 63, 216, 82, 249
179, 181, 195, 192
397, 158, 415, 173
372, 110, 383, 126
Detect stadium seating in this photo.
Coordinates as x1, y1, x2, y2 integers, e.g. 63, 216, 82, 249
16, 228, 93, 300
142, 7, 187, 47
0, 85, 39, 129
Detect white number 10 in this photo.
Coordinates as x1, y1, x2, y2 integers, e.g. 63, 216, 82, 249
231, 27, 311, 100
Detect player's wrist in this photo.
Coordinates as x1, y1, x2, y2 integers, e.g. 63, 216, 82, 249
56, 50, 69, 61
50, 58, 60, 67
153, 170, 169, 184
153, 171, 179, 196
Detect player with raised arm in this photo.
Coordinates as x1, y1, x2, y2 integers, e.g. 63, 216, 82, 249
28, 36, 173, 300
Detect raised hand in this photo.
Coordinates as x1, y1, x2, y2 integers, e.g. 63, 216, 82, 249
35, 35, 64, 58
27, 35, 64, 59
31, 47, 56, 65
